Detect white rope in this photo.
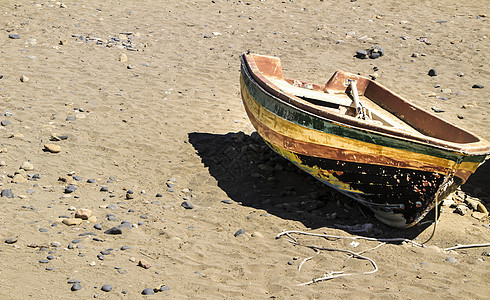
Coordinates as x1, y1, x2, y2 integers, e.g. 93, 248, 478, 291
444, 243, 490, 251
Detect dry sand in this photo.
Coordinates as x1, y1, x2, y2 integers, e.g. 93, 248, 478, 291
0, 0, 489, 298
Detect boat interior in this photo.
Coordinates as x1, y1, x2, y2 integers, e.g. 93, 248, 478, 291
246, 54, 481, 144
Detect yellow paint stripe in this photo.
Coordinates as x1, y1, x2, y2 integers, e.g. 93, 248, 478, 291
241, 77, 480, 174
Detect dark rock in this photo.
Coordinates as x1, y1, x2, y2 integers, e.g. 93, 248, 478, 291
64, 185, 77, 193
87, 179, 96, 183
472, 84, 484, 89
97, 254, 105, 260
39, 228, 48, 232
221, 199, 233, 204
39, 259, 49, 263
1, 120, 11, 126
355, 50, 368, 59
234, 228, 245, 237
5, 237, 18, 244
104, 227, 122, 235
428, 69, 438, 76
141, 288, 154, 295
71, 283, 82, 291
9, 34, 20, 39
100, 186, 108, 192
71, 239, 82, 244
181, 201, 194, 209
120, 246, 130, 251
101, 284, 112, 292
155, 193, 163, 197
94, 224, 102, 230
1, 189, 14, 198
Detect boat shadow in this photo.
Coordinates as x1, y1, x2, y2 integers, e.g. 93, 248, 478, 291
188, 131, 436, 240
461, 159, 490, 198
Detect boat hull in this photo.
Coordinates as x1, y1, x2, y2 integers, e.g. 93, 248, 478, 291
239, 54, 488, 228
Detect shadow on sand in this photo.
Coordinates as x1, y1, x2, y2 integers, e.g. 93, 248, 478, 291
187, 131, 448, 240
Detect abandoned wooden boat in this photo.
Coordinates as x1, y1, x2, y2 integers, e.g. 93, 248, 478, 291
239, 53, 490, 228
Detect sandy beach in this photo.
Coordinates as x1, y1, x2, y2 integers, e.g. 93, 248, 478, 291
1, 0, 489, 298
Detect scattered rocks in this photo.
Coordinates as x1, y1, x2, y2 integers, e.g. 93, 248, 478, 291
44, 144, 61, 153
355, 46, 384, 59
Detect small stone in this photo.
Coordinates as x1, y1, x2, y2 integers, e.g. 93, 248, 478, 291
221, 199, 233, 204
71, 283, 82, 291
44, 144, 61, 153
119, 53, 128, 62
121, 246, 130, 250
94, 224, 102, 230
355, 50, 368, 59
234, 229, 245, 237
75, 208, 92, 220
101, 284, 112, 292
87, 215, 97, 223
1, 120, 11, 126
155, 193, 163, 197
431, 107, 445, 113
1, 189, 14, 198
87, 179, 96, 183
62, 218, 83, 226
12, 174, 27, 183
181, 201, 194, 209
159, 285, 170, 292
472, 84, 484, 89
9, 34, 20, 39
251, 231, 263, 238
104, 227, 123, 235
21, 161, 34, 171
100, 186, 108, 192
138, 259, 151, 269
457, 72, 465, 77
141, 288, 154, 295
106, 204, 118, 210
428, 69, 438, 76
445, 256, 458, 263
5, 237, 18, 244
20, 75, 29, 82
65, 185, 77, 193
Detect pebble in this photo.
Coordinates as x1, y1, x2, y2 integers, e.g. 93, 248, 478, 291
107, 204, 118, 210
141, 288, 155, 295
87, 179, 96, 183
39, 228, 48, 232
155, 193, 163, 197
65, 185, 77, 193
94, 224, 102, 230
62, 218, 83, 226
120, 246, 130, 251
71, 283, 82, 291
100, 186, 108, 192
20, 75, 29, 82
472, 84, 484, 89
181, 201, 194, 209
21, 161, 34, 171
9, 34, 20, 39
104, 227, 123, 234
234, 228, 245, 237
251, 231, 263, 238
44, 144, 61, 153
138, 259, 151, 269
5, 237, 18, 244
119, 53, 128, 62
1, 120, 11, 126
1, 189, 14, 198
221, 199, 233, 204
428, 69, 438, 76
75, 208, 92, 219
101, 284, 112, 292
159, 285, 170, 292
445, 256, 458, 263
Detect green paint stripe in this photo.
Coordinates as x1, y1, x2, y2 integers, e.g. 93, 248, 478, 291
241, 64, 485, 164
